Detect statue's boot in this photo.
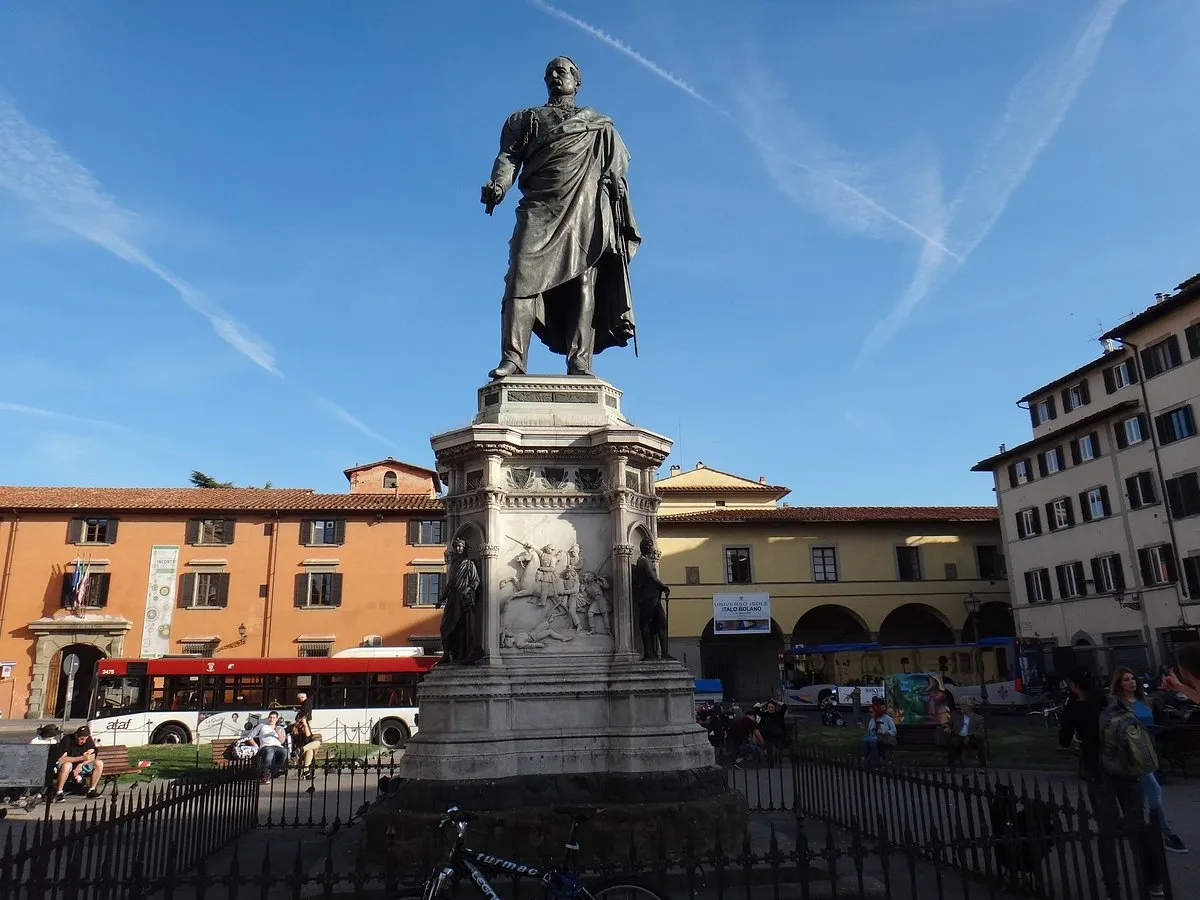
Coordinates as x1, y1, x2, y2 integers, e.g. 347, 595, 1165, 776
491, 296, 534, 380
565, 268, 597, 377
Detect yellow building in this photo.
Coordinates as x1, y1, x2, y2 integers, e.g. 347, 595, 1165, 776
656, 464, 1012, 699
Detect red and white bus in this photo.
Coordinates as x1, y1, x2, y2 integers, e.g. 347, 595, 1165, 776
86, 650, 439, 748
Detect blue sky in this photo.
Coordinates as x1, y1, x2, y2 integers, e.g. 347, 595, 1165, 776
0, 0, 1196, 504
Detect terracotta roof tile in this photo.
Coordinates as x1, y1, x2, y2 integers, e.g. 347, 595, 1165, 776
0, 487, 445, 513
659, 506, 999, 525
656, 485, 787, 494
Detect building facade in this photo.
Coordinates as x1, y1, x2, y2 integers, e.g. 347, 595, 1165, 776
0, 459, 448, 719
656, 464, 1012, 699
973, 274, 1200, 673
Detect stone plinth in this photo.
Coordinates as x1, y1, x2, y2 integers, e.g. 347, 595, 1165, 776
370, 376, 739, 862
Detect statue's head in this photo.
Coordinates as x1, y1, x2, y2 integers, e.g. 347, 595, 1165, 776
452, 537, 467, 554
639, 537, 655, 555
545, 56, 581, 99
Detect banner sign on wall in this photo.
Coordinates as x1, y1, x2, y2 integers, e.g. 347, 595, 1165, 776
712, 593, 772, 635
140, 546, 180, 657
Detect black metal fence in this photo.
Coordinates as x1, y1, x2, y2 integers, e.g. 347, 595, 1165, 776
0, 765, 258, 899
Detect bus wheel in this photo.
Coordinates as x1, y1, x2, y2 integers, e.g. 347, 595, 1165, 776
377, 718, 410, 750
152, 724, 190, 745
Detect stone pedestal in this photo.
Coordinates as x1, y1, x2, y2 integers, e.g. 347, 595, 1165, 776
371, 376, 737, 862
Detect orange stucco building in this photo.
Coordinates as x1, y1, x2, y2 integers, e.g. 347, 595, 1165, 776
0, 459, 449, 719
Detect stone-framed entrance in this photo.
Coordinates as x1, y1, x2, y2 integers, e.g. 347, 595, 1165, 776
26, 615, 132, 719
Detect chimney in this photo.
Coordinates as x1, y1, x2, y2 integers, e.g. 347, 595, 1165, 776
758, 476, 767, 484
695, 461, 705, 469
669, 465, 681, 476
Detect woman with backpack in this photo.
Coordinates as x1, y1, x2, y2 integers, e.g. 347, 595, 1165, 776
1111, 667, 1187, 854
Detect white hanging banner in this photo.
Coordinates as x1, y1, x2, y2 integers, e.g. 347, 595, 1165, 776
140, 546, 180, 657
712, 593, 772, 635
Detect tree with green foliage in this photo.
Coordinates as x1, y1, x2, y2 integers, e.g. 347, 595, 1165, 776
189, 471, 235, 489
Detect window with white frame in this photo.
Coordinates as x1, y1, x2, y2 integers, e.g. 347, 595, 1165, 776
1155, 405, 1197, 446
1085, 488, 1107, 521
1056, 562, 1086, 599
1126, 471, 1157, 509
1014, 459, 1032, 485
1025, 569, 1052, 603
1050, 498, 1073, 530
1092, 553, 1124, 593
1105, 360, 1135, 392
1116, 415, 1146, 448
1018, 507, 1040, 539
1139, 544, 1175, 586
1066, 383, 1089, 411
1076, 433, 1098, 462
1043, 447, 1063, 475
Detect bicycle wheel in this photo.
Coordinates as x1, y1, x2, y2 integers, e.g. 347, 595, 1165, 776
587, 875, 670, 900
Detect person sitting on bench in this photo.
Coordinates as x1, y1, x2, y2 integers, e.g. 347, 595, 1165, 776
945, 697, 987, 767
244, 711, 288, 783
862, 700, 896, 763
52, 725, 104, 801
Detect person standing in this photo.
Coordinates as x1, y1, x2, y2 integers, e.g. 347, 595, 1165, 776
292, 691, 321, 779
861, 700, 896, 764
1111, 667, 1187, 854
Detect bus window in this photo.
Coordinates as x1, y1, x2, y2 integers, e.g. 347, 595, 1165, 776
166, 676, 201, 711
318, 673, 367, 709
266, 674, 316, 708
369, 673, 417, 708
994, 647, 1009, 681
93, 676, 149, 717
221, 675, 265, 709
201, 676, 221, 710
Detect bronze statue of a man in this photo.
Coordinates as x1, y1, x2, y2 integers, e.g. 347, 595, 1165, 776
481, 56, 641, 380
436, 537, 483, 664
631, 537, 670, 660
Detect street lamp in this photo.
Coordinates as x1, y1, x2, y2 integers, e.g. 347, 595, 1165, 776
1113, 588, 1142, 611
962, 592, 988, 707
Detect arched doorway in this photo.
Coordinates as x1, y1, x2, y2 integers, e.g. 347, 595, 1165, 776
47, 644, 106, 719
792, 605, 870, 646
961, 602, 1016, 643
878, 604, 955, 645
700, 618, 784, 701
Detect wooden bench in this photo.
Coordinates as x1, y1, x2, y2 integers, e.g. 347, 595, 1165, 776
94, 745, 151, 797
1159, 725, 1200, 778
893, 723, 990, 766
211, 737, 327, 769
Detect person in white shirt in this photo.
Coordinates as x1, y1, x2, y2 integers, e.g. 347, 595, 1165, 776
945, 697, 987, 767
862, 699, 897, 763
244, 710, 287, 782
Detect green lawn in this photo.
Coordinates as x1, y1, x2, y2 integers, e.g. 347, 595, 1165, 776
120, 742, 379, 780
790, 722, 1075, 771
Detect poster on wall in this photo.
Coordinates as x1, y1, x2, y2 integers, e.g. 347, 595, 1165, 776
712, 593, 771, 635
140, 546, 180, 657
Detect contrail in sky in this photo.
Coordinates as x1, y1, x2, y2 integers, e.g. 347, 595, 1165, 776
522, 0, 961, 260
312, 396, 397, 448
0, 400, 130, 431
0, 98, 280, 375
858, 0, 1127, 356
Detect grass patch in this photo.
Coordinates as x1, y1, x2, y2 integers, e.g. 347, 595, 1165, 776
790, 723, 1074, 771
117, 741, 381, 780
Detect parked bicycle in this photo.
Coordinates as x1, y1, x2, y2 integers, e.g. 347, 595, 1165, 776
400, 806, 668, 900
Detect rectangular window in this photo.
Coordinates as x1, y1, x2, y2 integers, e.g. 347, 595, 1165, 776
1115, 415, 1147, 449
180, 641, 218, 658
1025, 569, 1052, 603
811, 546, 838, 583
69, 517, 119, 545
1155, 405, 1197, 446
1032, 397, 1057, 426
724, 547, 753, 584
1011, 459, 1033, 486
1139, 544, 1177, 586
188, 518, 235, 546
1126, 471, 1157, 509
896, 546, 923, 581
182, 572, 230, 609
685, 566, 700, 585
944, 563, 959, 580
1141, 335, 1183, 379
1071, 432, 1099, 464
1056, 562, 1087, 599
1186, 323, 1200, 360
298, 642, 333, 658
308, 520, 344, 546
296, 572, 343, 608
1017, 507, 1042, 539
1184, 556, 1200, 599
409, 520, 445, 546
1083, 487, 1108, 521
1104, 359, 1137, 393
1091, 553, 1125, 593
1166, 473, 1200, 520
1039, 447, 1063, 476
1047, 497, 1075, 531
60, 571, 112, 608
416, 572, 441, 607
1063, 382, 1090, 412
975, 545, 1006, 580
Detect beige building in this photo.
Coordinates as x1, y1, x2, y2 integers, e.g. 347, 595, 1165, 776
973, 274, 1200, 672
656, 463, 1011, 699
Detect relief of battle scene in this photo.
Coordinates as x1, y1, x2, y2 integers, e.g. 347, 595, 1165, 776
498, 530, 614, 654
504, 464, 609, 493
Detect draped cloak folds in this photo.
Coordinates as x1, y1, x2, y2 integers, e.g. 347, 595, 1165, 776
491, 104, 641, 357
438, 554, 480, 657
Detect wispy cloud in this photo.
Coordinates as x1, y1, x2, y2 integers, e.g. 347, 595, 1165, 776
311, 397, 397, 448
0, 97, 279, 375
0, 400, 129, 431
860, 0, 1127, 356
522, 0, 959, 259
